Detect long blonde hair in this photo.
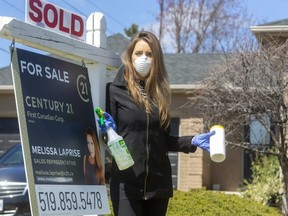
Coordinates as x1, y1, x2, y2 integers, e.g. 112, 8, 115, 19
122, 31, 171, 129
85, 128, 105, 184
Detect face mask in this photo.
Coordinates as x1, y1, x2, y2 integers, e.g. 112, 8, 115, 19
133, 56, 151, 77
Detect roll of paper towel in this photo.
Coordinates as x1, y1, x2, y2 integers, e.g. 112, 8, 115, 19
209, 125, 226, 163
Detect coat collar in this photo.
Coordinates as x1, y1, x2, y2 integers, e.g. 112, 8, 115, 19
112, 64, 127, 87
112, 65, 146, 88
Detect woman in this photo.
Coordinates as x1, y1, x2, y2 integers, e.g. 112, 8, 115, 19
83, 127, 105, 185
98, 31, 214, 216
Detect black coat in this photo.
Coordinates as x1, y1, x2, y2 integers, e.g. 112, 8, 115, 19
107, 66, 197, 201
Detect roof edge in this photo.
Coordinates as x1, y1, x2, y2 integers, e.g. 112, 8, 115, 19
0, 85, 14, 93
250, 25, 288, 33
170, 84, 202, 93
0, 84, 203, 94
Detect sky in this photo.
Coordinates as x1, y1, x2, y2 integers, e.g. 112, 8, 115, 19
0, 0, 288, 68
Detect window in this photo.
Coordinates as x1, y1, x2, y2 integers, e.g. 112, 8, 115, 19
0, 118, 19, 134
249, 113, 271, 145
243, 113, 273, 180
169, 117, 180, 189
0, 118, 20, 156
170, 118, 180, 136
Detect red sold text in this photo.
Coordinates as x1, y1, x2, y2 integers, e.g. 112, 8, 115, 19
26, 0, 86, 40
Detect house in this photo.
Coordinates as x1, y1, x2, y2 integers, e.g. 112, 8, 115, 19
0, 19, 284, 192
250, 18, 288, 44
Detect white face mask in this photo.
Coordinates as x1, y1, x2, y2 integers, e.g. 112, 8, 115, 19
133, 56, 151, 77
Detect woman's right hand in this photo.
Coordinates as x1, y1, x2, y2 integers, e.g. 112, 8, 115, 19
96, 112, 116, 133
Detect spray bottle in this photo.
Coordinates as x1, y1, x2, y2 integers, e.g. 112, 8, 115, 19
95, 107, 134, 170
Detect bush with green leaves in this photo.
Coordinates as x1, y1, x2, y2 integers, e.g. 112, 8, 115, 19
166, 189, 280, 216
105, 188, 280, 216
243, 154, 281, 206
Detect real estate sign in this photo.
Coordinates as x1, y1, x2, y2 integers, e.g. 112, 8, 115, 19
11, 48, 109, 215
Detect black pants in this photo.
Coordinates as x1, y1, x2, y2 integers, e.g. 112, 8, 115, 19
112, 198, 169, 216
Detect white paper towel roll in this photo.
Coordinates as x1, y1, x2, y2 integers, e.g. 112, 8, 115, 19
209, 125, 226, 163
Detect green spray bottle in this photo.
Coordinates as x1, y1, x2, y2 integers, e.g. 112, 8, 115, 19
95, 107, 134, 170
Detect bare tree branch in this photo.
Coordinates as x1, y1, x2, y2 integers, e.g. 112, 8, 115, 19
188, 39, 288, 214
155, 0, 256, 53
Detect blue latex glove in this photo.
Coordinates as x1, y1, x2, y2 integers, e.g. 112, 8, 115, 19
191, 131, 216, 152
97, 112, 116, 133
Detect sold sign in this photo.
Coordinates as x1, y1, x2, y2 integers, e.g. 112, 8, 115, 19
25, 0, 86, 41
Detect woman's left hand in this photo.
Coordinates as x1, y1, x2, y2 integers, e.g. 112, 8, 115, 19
191, 131, 215, 152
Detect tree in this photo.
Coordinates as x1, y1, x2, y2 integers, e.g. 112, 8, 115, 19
124, 24, 139, 39
157, 0, 165, 43
189, 39, 288, 214
156, 0, 254, 53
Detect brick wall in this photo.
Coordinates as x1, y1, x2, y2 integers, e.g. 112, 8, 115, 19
0, 92, 17, 117
171, 92, 207, 191
171, 91, 243, 192
178, 117, 204, 191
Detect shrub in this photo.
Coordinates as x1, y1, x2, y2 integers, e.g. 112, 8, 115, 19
243, 154, 281, 206
105, 189, 280, 216
167, 189, 280, 216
